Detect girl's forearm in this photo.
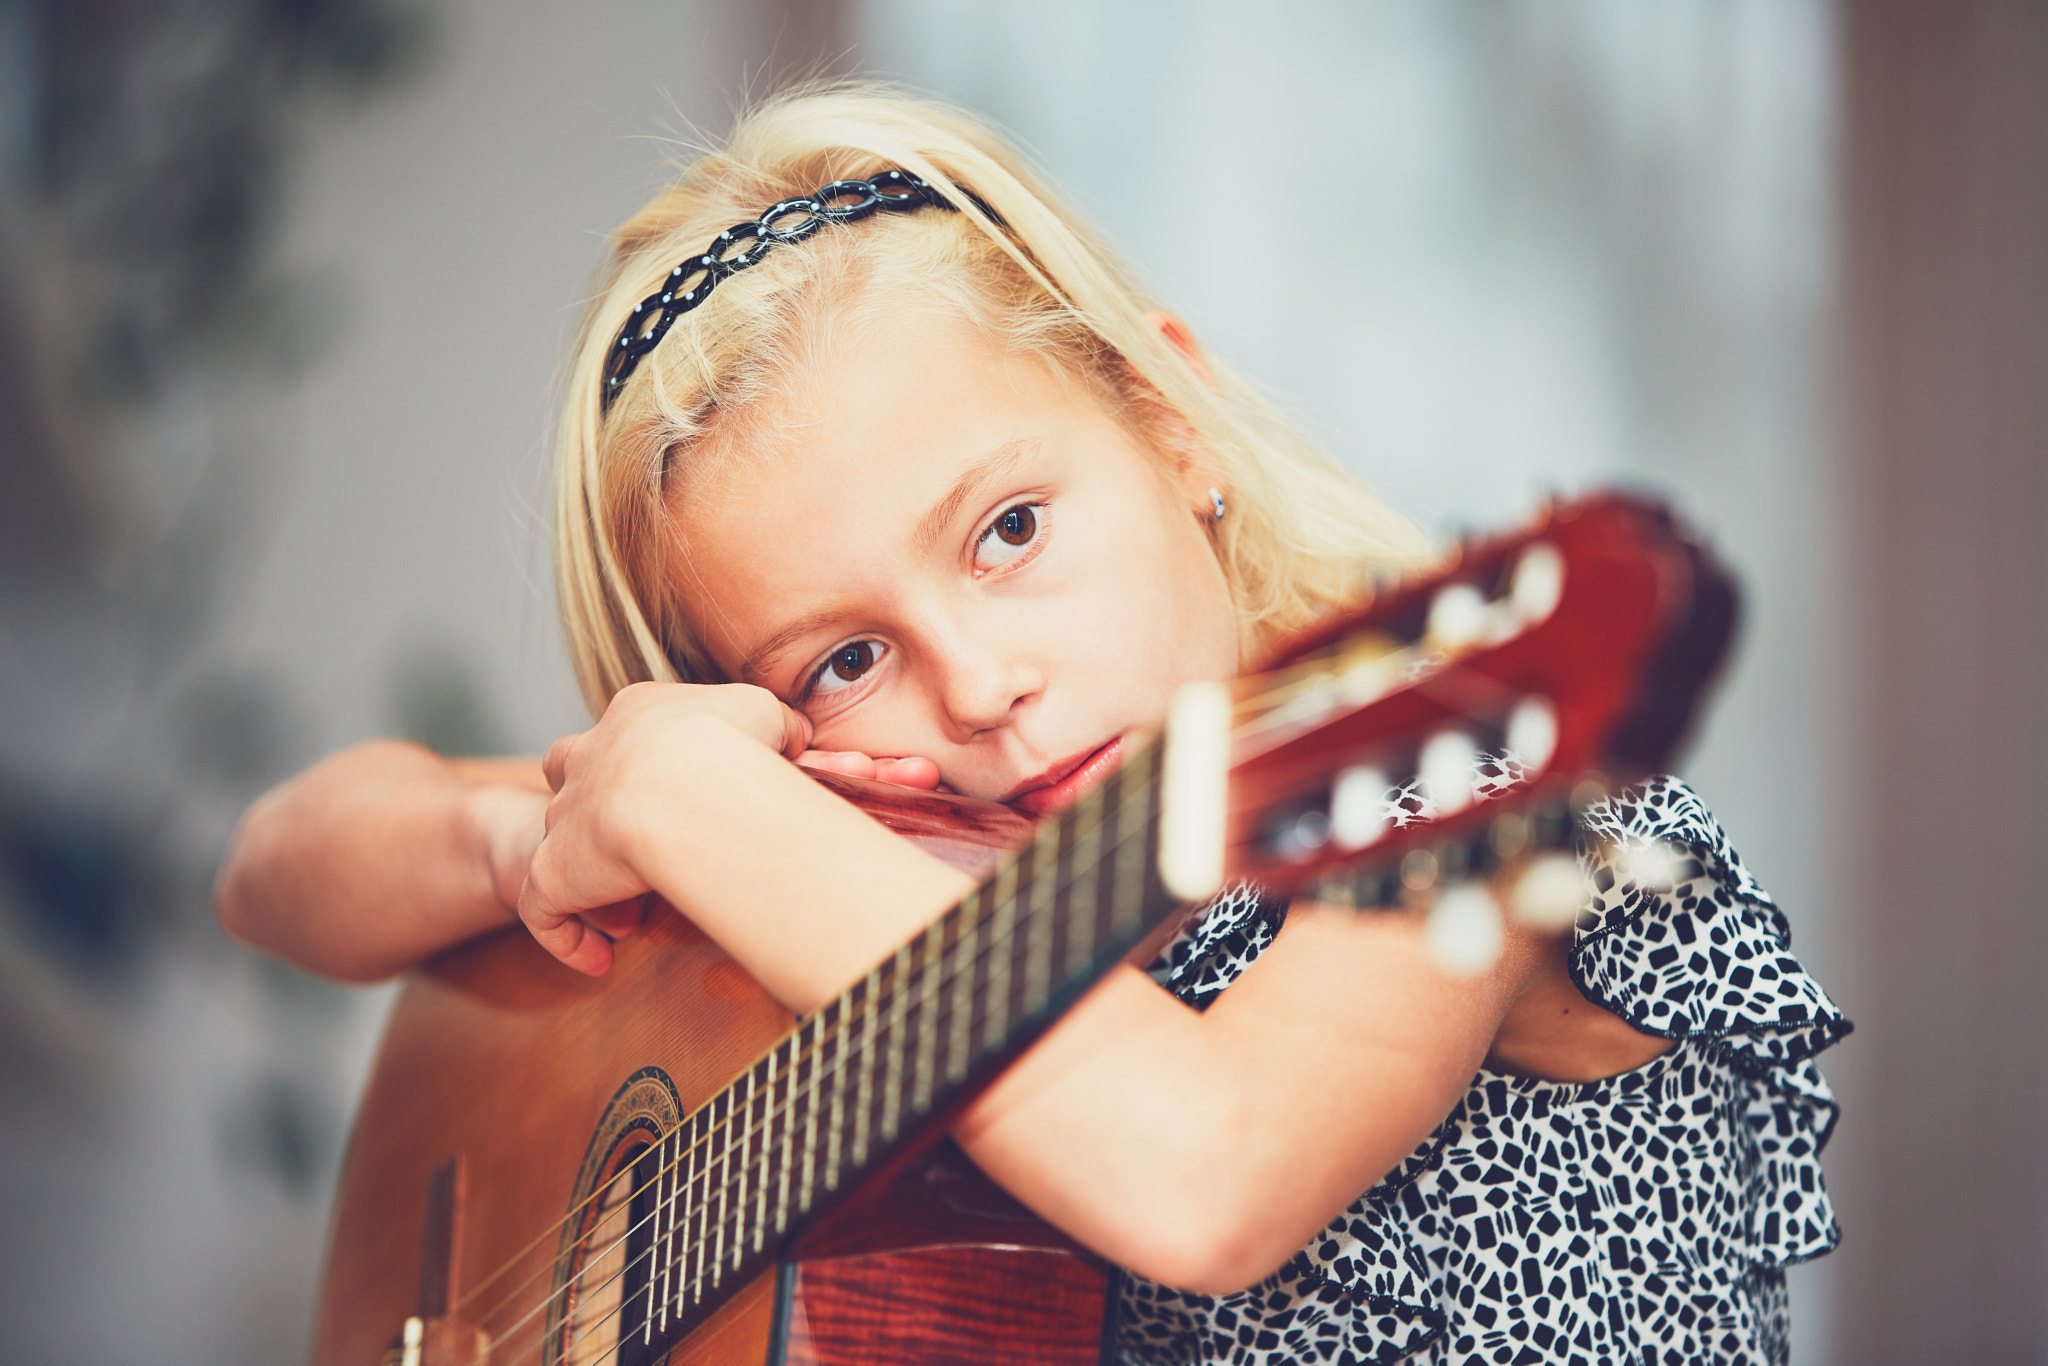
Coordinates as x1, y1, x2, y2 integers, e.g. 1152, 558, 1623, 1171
613, 715, 975, 1012
216, 740, 546, 981
954, 905, 1533, 1294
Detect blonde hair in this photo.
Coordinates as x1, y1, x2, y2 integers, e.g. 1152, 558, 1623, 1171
554, 84, 1433, 718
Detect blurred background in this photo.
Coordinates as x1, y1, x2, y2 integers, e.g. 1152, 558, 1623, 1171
0, 1, 2039, 1362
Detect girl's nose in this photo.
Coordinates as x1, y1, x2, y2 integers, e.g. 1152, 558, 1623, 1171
932, 638, 1044, 743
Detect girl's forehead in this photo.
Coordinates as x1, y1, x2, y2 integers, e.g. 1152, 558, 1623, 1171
676, 309, 1099, 525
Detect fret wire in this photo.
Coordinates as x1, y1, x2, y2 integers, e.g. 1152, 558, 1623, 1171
824, 988, 849, 1191
910, 915, 946, 1113
1110, 766, 1151, 939
684, 1114, 700, 1310
850, 965, 881, 1167
980, 857, 1020, 1053
653, 1130, 674, 1332
756, 1047, 778, 1251
710, 1088, 731, 1289
1022, 832, 1057, 1014
944, 881, 982, 1084
741, 1064, 765, 1269
798, 1012, 821, 1214
880, 940, 914, 1143
1055, 812, 1091, 979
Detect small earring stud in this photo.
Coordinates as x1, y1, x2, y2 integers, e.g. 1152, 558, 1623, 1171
1208, 487, 1226, 521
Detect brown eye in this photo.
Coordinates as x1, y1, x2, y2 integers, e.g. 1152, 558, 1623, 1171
995, 504, 1036, 545
829, 641, 876, 682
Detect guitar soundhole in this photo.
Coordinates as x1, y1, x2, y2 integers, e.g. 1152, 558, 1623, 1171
559, 1134, 660, 1366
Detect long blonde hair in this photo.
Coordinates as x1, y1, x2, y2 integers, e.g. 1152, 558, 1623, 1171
553, 84, 1432, 718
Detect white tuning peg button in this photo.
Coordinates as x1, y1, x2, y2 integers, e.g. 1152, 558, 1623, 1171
1330, 765, 1390, 850
1425, 583, 1488, 650
1426, 883, 1506, 975
1509, 851, 1589, 929
1511, 542, 1564, 624
1420, 729, 1479, 814
1504, 696, 1558, 774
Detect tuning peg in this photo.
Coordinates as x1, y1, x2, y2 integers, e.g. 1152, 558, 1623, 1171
1420, 729, 1479, 814
1426, 883, 1506, 975
1330, 764, 1390, 849
1509, 851, 1588, 929
1510, 541, 1564, 624
1425, 583, 1488, 650
1504, 696, 1558, 773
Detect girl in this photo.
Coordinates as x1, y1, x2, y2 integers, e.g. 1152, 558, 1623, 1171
219, 86, 1848, 1365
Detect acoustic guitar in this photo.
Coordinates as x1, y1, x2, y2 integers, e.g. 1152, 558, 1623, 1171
313, 493, 1735, 1366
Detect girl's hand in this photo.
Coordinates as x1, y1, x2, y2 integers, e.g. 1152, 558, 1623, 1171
519, 682, 813, 976
795, 750, 945, 791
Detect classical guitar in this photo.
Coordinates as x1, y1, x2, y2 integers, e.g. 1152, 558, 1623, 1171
314, 493, 1735, 1366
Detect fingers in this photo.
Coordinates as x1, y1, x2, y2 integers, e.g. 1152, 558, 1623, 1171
584, 895, 648, 940
775, 699, 814, 759
542, 731, 579, 794
797, 750, 881, 779
797, 751, 944, 791
518, 890, 617, 977
873, 756, 943, 790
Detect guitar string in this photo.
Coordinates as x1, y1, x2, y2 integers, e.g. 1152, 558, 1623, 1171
450, 775, 1147, 1343
472, 785, 1157, 1364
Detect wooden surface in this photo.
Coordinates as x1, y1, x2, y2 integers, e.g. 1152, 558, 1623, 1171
787, 1248, 1107, 1366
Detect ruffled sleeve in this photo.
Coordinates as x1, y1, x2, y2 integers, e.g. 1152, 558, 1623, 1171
1573, 774, 1852, 1267
1572, 775, 1853, 1071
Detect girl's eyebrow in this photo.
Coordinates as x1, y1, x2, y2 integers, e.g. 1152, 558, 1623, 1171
912, 438, 1036, 555
738, 605, 849, 686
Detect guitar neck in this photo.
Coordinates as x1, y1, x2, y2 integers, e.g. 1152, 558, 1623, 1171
609, 743, 1177, 1356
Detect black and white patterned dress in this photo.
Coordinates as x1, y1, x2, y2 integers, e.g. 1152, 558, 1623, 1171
1117, 775, 1851, 1366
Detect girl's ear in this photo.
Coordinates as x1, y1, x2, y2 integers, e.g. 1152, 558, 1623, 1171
1141, 310, 1226, 512
1147, 309, 1216, 389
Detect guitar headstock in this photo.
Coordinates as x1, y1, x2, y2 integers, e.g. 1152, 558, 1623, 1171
1199, 493, 1737, 938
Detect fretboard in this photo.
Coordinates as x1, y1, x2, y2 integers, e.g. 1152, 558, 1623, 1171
611, 741, 1177, 1360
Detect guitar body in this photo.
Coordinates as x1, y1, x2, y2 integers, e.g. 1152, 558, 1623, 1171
317, 904, 1112, 1366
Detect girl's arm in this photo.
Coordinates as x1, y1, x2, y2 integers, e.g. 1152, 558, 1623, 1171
953, 920, 1538, 1294
215, 741, 567, 981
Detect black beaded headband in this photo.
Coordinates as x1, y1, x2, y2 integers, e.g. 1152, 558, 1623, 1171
600, 169, 962, 414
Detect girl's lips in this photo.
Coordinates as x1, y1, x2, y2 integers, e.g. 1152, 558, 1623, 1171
1008, 736, 1127, 817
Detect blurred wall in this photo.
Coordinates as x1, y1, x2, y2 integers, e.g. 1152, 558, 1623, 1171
2, 3, 2040, 1363
1830, 3, 2048, 1359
